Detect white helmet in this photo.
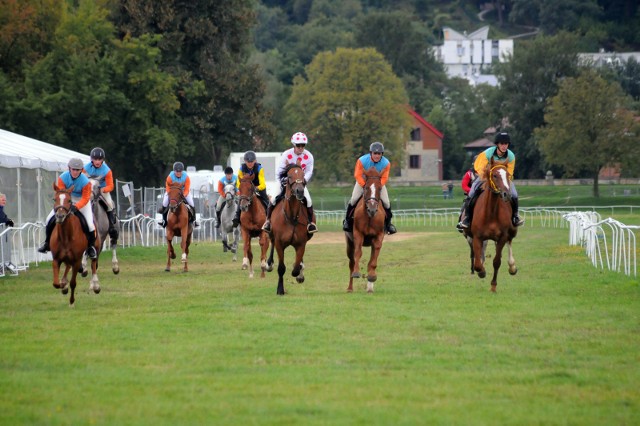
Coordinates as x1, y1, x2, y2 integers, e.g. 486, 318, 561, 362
290, 132, 308, 146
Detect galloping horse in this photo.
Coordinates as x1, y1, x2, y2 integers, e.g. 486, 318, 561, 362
237, 175, 269, 278
220, 183, 240, 262
88, 178, 120, 275
50, 183, 100, 306
266, 165, 312, 295
164, 183, 193, 272
463, 159, 518, 291
346, 167, 386, 293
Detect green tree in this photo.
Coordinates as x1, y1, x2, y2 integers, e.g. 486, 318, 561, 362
285, 47, 410, 182
535, 69, 637, 197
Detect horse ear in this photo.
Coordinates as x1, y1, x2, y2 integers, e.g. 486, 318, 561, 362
68, 184, 75, 193
52, 182, 58, 191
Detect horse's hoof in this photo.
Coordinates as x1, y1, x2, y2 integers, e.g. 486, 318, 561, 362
53, 282, 60, 289
367, 289, 374, 294
490, 285, 497, 293
296, 276, 304, 284
347, 288, 353, 293
62, 287, 69, 295
165, 268, 170, 272
170, 254, 176, 260
93, 288, 101, 294
242, 265, 248, 270
478, 271, 486, 279
351, 272, 361, 279
81, 270, 88, 278
509, 268, 518, 276
231, 249, 236, 254
113, 269, 120, 275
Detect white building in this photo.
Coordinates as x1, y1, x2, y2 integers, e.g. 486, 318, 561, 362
433, 26, 513, 86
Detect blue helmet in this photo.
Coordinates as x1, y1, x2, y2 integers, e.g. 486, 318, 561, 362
244, 151, 257, 162
173, 161, 184, 172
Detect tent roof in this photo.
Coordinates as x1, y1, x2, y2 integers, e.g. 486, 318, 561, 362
0, 129, 89, 172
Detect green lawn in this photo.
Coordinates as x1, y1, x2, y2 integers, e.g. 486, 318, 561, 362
1, 225, 639, 424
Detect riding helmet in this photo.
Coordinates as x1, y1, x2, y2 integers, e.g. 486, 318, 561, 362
244, 151, 257, 162
90, 147, 105, 160
224, 166, 233, 175
173, 161, 184, 172
370, 141, 384, 153
68, 158, 84, 170
290, 132, 308, 145
494, 132, 511, 145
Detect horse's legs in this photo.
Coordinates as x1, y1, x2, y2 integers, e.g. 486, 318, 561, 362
266, 241, 275, 272
69, 260, 82, 307
506, 240, 517, 275
181, 227, 191, 273
111, 247, 120, 274
52, 259, 62, 289
90, 257, 100, 294
491, 240, 506, 292
259, 231, 269, 278
365, 238, 383, 293
292, 244, 306, 284
241, 229, 254, 278
472, 237, 486, 278
351, 234, 365, 279
61, 264, 71, 294
276, 243, 286, 296
346, 236, 355, 292
165, 238, 174, 272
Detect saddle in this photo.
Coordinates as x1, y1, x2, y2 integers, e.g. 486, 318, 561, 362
72, 210, 92, 235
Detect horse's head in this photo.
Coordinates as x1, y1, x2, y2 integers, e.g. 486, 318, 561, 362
363, 167, 382, 218
237, 175, 255, 212
284, 165, 305, 201
486, 160, 511, 202
53, 183, 74, 223
167, 183, 184, 212
223, 183, 237, 204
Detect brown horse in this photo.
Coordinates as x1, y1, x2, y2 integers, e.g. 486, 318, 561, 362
50, 183, 100, 306
463, 159, 518, 292
237, 175, 270, 278
346, 167, 386, 293
164, 183, 193, 272
266, 165, 312, 295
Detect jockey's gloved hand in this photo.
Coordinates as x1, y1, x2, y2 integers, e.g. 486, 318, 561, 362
70, 205, 78, 214
6, 219, 14, 227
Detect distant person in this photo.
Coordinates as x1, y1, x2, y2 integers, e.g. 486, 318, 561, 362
214, 166, 237, 228
83, 147, 118, 238
158, 162, 198, 228
342, 141, 397, 235
0, 193, 15, 227
262, 132, 317, 234
458, 132, 524, 230
232, 151, 270, 228
447, 181, 454, 198
456, 163, 478, 232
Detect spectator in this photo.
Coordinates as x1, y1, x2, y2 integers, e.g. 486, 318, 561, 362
0, 193, 15, 227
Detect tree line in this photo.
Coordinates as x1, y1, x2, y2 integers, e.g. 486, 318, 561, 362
0, 0, 639, 195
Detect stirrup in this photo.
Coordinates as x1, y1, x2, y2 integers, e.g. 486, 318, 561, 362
386, 223, 397, 235
262, 220, 271, 232
87, 246, 97, 259
159, 219, 167, 228
458, 220, 469, 229
513, 216, 524, 227
307, 223, 318, 233
37, 242, 50, 253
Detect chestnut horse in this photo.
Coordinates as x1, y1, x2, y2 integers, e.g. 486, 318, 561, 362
164, 183, 193, 272
88, 178, 120, 275
50, 183, 100, 306
463, 159, 518, 291
346, 167, 386, 293
266, 165, 313, 295
237, 175, 270, 278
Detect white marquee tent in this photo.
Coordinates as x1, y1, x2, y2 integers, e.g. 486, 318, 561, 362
0, 129, 89, 224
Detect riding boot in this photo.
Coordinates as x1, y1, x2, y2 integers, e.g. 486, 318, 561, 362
232, 207, 241, 228
160, 208, 168, 228
512, 197, 524, 227
342, 203, 355, 232
458, 197, 472, 229
86, 230, 98, 259
306, 205, 318, 233
37, 217, 56, 253
215, 209, 222, 228
189, 207, 199, 227
107, 210, 119, 239
384, 207, 397, 235
262, 204, 273, 232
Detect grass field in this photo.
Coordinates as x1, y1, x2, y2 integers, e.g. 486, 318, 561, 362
1, 224, 639, 425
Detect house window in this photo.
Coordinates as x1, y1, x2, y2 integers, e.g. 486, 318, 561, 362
491, 40, 499, 62
409, 155, 421, 169
410, 127, 421, 141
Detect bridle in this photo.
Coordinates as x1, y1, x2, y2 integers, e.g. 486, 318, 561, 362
237, 177, 256, 211
487, 164, 511, 201
168, 186, 185, 213
284, 165, 305, 202
364, 175, 381, 218
53, 191, 73, 223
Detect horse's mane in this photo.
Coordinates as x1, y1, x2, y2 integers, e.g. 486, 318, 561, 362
279, 164, 302, 180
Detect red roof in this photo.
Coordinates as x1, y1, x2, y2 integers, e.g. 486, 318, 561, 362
407, 108, 444, 139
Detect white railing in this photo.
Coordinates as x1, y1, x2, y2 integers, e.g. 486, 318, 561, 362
563, 212, 638, 277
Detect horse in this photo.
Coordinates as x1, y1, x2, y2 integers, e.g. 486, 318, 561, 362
164, 183, 193, 272
219, 183, 240, 262
265, 164, 312, 295
237, 175, 270, 278
49, 183, 100, 306
465, 236, 488, 275
462, 159, 518, 292
86, 178, 120, 275
346, 167, 386, 293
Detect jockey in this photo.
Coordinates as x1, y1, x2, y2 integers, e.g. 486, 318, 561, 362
342, 141, 397, 235
158, 161, 198, 228
232, 151, 270, 228
38, 158, 98, 259
83, 147, 118, 239
457, 132, 524, 230
262, 131, 317, 234
214, 166, 237, 228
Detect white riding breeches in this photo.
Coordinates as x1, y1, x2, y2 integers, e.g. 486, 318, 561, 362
46, 196, 95, 232
271, 185, 312, 207
101, 191, 115, 211
163, 193, 195, 208
348, 182, 390, 209
468, 179, 518, 199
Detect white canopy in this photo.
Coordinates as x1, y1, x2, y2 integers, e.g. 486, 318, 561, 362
0, 129, 89, 172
